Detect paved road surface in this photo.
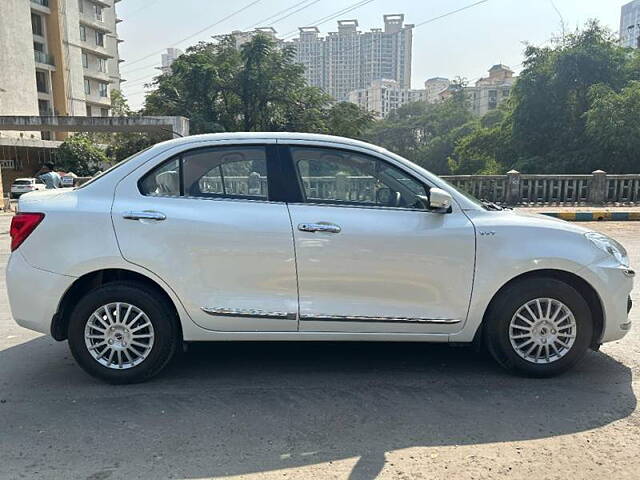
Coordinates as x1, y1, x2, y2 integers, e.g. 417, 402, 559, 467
0, 216, 638, 479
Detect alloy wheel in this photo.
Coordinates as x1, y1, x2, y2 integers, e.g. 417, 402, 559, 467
84, 302, 155, 370
508, 298, 577, 364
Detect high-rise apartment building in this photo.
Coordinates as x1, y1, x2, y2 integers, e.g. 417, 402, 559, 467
289, 15, 413, 101
620, 0, 640, 48
159, 48, 183, 75
0, 0, 122, 139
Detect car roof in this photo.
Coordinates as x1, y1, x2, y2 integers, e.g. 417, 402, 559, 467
154, 132, 385, 152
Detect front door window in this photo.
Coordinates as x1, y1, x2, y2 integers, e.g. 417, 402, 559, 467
291, 146, 428, 209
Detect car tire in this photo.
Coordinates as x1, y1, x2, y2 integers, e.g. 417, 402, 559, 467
484, 277, 593, 377
67, 281, 179, 384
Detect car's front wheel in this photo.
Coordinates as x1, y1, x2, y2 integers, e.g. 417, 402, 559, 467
68, 281, 179, 383
485, 277, 593, 377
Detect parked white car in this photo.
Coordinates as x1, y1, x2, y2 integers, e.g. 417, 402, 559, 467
6, 133, 634, 383
10, 177, 47, 198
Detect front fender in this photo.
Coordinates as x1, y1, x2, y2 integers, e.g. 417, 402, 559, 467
450, 210, 605, 342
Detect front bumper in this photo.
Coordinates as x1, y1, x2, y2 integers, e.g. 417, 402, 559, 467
578, 261, 634, 344
6, 252, 76, 335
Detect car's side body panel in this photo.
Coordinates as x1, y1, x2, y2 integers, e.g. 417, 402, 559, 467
16, 189, 124, 278
288, 203, 475, 334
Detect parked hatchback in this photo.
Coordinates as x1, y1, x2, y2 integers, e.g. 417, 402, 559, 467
10, 177, 47, 198
6, 133, 634, 383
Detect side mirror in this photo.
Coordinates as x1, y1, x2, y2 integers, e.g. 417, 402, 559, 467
417, 187, 453, 213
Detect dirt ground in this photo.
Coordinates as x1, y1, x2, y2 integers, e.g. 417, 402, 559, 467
0, 217, 638, 480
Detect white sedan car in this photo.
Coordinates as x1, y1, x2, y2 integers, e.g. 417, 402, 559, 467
6, 133, 634, 383
10, 177, 47, 198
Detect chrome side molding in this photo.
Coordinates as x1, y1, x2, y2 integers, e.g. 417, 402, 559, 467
300, 314, 461, 324
201, 307, 297, 320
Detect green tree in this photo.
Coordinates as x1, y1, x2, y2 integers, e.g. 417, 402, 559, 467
323, 102, 374, 139
144, 35, 334, 134
100, 89, 157, 162
586, 81, 640, 172
57, 134, 108, 176
364, 83, 475, 174
509, 21, 635, 172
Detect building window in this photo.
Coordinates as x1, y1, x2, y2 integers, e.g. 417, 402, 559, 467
80, 25, 86, 41
36, 71, 48, 93
86, 105, 92, 117
38, 99, 51, 116
82, 52, 89, 68
99, 82, 108, 97
101, 108, 109, 117
95, 31, 104, 47
98, 57, 107, 73
84, 78, 91, 94
78, 0, 83, 13
95, 5, 103, 21
31, 13, 44, 36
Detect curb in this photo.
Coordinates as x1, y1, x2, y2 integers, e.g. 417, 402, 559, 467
541, 212, 640, 221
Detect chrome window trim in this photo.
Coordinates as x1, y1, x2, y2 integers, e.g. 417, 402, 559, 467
142, 193, 282, 205
286, 201, 429, 213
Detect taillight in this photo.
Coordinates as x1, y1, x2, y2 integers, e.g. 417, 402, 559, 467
10, 213, 45, 252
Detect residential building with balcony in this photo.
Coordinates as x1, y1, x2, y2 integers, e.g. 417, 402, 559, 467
0, 0, 123, 140
621, 0, 640, 49
424, 77, 451, 103
347, 79, 426, 119
466, 64, 515, 117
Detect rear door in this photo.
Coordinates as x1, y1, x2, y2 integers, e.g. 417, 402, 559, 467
112, 141, 299, 332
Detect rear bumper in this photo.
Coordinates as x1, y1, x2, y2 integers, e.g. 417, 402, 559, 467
6, 252, 76, 335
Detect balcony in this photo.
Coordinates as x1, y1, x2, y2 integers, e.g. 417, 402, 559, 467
34, 50, 55, 67
79, 15, 112, 33
80, 41, 114, 58
83, 69, 110, 82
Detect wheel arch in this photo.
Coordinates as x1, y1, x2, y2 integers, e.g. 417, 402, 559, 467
475, 269, 604, 349
51, 268, 184, 342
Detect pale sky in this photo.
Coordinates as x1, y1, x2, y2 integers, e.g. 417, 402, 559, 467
117, 0, 630, 109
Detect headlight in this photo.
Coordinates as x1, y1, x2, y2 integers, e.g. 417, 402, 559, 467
585, 232, 628, 266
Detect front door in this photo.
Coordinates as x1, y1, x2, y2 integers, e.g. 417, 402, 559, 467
284, 145, 476, 334
112, 142, 299, 332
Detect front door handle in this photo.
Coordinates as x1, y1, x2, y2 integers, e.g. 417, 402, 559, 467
123, 210, 167, 221
298, 222, 341, 234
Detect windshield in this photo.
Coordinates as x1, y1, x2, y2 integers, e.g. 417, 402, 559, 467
75, 147, 152, 190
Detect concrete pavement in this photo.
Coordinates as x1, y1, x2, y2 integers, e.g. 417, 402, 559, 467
0, 218, 638, 479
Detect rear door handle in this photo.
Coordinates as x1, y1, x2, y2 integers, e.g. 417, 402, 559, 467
298, 222, 341, 234
123, 210, 167, 221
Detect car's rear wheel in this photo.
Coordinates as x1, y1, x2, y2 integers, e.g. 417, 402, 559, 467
485, 277, 593, 377
68, 281, 179, 383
